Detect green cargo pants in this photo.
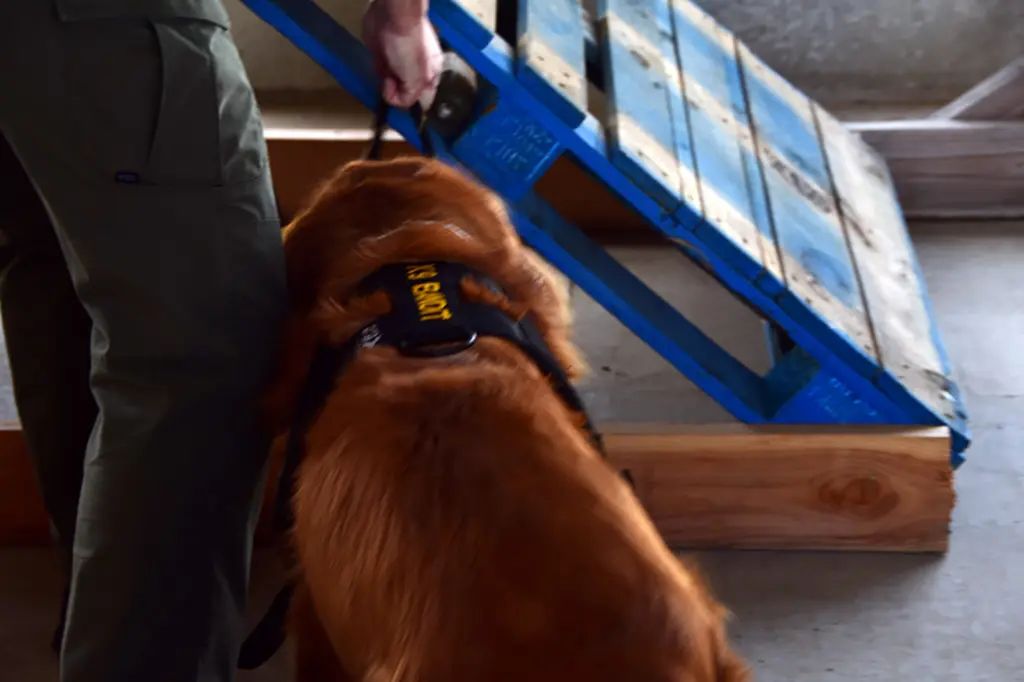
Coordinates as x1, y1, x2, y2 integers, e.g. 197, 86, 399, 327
0, 2, 288, 680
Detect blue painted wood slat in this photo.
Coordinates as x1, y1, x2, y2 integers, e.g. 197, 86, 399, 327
516, 0, 589, 128
667, 0, 782, 290
737, 42, 881, 378
597, 0, 685, 210
443, 0, 498, 47
649, 0, 702, 228
671, 1, 782, 294
814, 105, 969, 446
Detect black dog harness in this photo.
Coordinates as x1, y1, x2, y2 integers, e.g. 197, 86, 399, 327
238, 99, 620, 670
271, 259, 608, 533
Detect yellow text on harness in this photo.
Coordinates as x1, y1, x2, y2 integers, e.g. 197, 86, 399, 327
405, 264, 452, 321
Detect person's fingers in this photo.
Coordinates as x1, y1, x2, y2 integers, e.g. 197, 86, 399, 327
382, 76, 400, 106
418, 73, 439, 111
371, 20, 446, 110
390, 79, 419, 108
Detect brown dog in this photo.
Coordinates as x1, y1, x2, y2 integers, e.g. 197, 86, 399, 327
262, 155, 750, 682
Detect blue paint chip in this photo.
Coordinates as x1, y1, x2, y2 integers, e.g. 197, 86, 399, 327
115, 171, 140, 184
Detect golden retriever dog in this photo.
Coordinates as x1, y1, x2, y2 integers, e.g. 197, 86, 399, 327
260, 155, 750, 682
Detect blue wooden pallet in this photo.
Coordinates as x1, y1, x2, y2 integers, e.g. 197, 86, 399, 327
240, 0, 971, 466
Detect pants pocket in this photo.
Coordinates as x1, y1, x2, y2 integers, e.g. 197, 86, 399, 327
54, 3, 267, 188
148, 19, 269, 187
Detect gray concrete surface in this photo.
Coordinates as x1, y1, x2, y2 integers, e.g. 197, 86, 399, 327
224, 0, 1024, 105
2, 221, 1022, 680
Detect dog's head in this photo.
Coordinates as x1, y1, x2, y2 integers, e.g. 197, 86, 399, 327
265, 156, 585, 429
282, 156, 516, 306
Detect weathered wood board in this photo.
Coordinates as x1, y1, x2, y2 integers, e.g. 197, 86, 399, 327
815, 110, 960, 425
668, 0, 783, 291
736, 42, 880, 375
516, 0, 589, 126
597, 0, 690, 209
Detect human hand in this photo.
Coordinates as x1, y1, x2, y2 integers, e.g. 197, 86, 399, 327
361, 0, 444, 110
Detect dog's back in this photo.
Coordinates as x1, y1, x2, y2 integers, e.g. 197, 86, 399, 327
269, 156, 749, 682
291, 341, 746, 682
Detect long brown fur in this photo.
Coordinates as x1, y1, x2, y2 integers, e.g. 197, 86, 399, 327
264, 156, 751, 682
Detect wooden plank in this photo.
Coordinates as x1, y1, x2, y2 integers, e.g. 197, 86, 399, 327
877, 177, 1024, 220
851, 119, 1024, 219
608, 423, 953, 552
737, 43, 880, 373
648, 0, 701, 221
668, 0, 782, 290
816, 110, 959, 424
854, 119, 1024, 158
931, 57, 1024, 121
597, 0, 685, 209
0, 423, 954, 551
443, 0, 498, 47
516, 0, 588, 127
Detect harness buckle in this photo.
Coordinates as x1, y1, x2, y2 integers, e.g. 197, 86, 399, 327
397, 329, 479, 357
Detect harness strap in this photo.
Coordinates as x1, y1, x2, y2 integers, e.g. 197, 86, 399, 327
269, 100, 437, 535
272, 343, 354, 533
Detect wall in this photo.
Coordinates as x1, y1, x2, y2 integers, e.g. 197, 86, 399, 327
225, 0, 1024, 105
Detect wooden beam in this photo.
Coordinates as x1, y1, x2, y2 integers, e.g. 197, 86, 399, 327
849, 119, 1024, 219
0, 423, 954, 552
606, 424, 953, 552
930, 57, 1024, 121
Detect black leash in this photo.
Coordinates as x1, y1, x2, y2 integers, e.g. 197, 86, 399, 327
365, 96, 435, 161
239, 97, 438, 670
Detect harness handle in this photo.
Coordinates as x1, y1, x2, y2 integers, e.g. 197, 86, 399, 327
365, 96, 436, 161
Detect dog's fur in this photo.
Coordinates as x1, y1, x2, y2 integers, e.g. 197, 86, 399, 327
264, 156, 751, 682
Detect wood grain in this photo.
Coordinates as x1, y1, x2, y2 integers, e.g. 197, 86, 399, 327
1, 423, 954, 552
738, 42, 880, 366
931, 57, 1024, 121
815, 108, 956, 423
516, 0, 589, 126
851, 120, 1024, 219
606, 423, 954, 552
599, 1, 688, 208
669, 0, 780, 286
452, 0, 498, 32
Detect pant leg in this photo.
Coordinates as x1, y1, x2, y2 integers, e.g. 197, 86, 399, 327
0, 134, 95, 651
0, 4, 288, 681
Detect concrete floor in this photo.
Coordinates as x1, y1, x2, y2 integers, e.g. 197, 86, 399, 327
1, 221, 1022, 680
